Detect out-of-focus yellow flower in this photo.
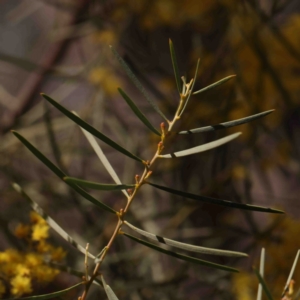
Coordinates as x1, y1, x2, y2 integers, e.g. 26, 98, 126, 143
232, 271, 256, 300
92, 29, 116, 45
49, 246, 66, 262
88, 66, 122, 95
0, 280, 6, 298
157, 78, 175, 94
0, 249, 22, 264
232, 164, 247, 179
0, 211, 65, 298
32, 223, 49, 241
14, 264, 30, 277
25, 253, 43, 268
32, 265, 59, 283
30, 211, 46, 225
10, 275, 32, 296
36, 240, 51, 253
14, 224, 30, 239
0, 250, 22, 277
0, 250, 11, 263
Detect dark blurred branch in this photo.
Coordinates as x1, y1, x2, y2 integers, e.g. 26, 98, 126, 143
1, 0, 91, 134
248, 0, 300, 64
252, 36, 292, 105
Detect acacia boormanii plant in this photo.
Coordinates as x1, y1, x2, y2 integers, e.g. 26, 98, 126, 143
11, 40, 283, 300
254, 248, 300, 300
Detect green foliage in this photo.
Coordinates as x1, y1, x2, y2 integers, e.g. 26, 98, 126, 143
5, 282, 83, 300
10, 41, 289, 300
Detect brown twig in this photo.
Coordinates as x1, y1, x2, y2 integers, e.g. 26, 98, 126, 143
79, 76, 195, 300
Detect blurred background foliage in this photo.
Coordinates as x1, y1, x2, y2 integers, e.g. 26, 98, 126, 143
1, 0, 300, 299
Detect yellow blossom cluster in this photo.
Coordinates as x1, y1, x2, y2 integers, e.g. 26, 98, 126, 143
0, 212, 66, 298
88, 66, 122, 95
232, 271, 256, 300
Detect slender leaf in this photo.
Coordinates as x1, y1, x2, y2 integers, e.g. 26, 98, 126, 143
257, 248, 265, 300
12, 131, 64, 177
159, 132, 241, 158
193, 75, 236, 95
282, 249, 300, 297
12, 183, 96, 259
44, 101, 66, 172
101, 275, 119, 300
179, 58, 200, 117
110, 46, 169, 122
49, 261, 101, 286
12, 131, 116, 214
41, 93, 144, 163
122, 232, 238, 273
74, 111, 128, 198
179, 110, 274, 134
68, 184, 116, 214
124, 221, 247, 257
118, 88, 161, 136
147, 182, 284, 214
254, 267, 274, 300
95, 247, 107, 263
169, 39, 181, 93
64, 177, 135, 191
5, 282, 83, 300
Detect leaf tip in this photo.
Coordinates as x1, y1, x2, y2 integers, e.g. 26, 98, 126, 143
11, 130, 19, 138
40, 93, 48, 100
40, 93, 49, 100
12, 182, 21, 193
233, 132, 242, 138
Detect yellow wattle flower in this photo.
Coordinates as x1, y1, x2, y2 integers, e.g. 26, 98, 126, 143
32, 223, 49, 241
10, 275, 32, 296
